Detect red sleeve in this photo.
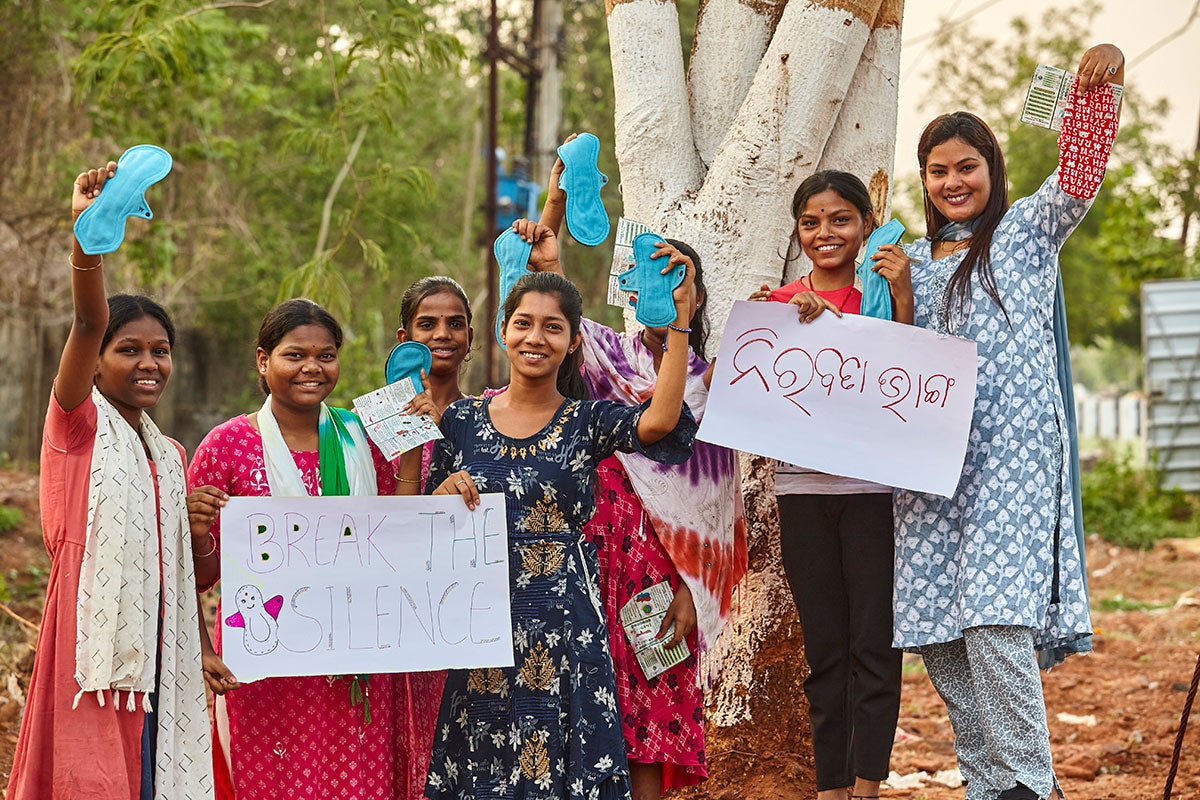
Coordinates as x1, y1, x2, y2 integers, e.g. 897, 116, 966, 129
768, 278, 809, 304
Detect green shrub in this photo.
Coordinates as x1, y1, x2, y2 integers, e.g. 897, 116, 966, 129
0, 504, 23, 534
1081, 448, 1200, 549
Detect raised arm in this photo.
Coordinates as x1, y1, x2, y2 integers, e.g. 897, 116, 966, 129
56, 162, 118, 411
636, 243, 696, 444
536, 133, 576, 237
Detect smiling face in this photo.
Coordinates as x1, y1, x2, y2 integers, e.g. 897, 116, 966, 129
501, 291, 579, 381
921, 136, 992, 224
398, 289, 473, 377
257, 323, 340, 413
796, 189, 872, 275
235, 585, 263, 611
94, 315, 173, 427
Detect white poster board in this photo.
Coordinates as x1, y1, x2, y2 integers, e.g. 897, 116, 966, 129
219, 493, 513, 683
698, 301, 978, 497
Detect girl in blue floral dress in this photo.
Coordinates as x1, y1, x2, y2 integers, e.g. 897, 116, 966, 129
394, 263, 699, 800
893, 44, 1124, 800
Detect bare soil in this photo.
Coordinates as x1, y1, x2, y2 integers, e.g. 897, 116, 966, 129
2, 468, 1198, 798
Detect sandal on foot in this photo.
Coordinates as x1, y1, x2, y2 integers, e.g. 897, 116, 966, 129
74, 145, 173, 255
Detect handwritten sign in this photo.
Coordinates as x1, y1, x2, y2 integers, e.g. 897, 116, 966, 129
698, 301, 978, 497
219, 493, 513, 683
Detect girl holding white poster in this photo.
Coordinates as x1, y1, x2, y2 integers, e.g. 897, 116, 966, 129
894, 44, 1124, 800
747, 170, 911, 800
189, 299, 410, 800
508, 203, 748, 796
394, 268, 698, 800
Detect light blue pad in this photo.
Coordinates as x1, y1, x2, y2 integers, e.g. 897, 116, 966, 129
493, 228, 533, 349
617, 232, 685, 327
73, 145, 173, 255
385, 341, 432, 393
855, 218, 905, 321
557, 133, 609, 246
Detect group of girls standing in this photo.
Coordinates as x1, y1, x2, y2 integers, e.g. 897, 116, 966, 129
8, 40, 1121, 800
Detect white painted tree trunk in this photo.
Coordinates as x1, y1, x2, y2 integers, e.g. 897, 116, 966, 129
605, 0, 904, 782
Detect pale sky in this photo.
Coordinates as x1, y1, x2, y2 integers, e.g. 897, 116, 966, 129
895, 1, 1200, 181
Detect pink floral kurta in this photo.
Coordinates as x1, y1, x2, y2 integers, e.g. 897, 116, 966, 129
190, 415, 427, 800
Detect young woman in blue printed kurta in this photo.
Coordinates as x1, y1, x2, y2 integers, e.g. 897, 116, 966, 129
893, 44, 1124, 800
393, 268, 698, 800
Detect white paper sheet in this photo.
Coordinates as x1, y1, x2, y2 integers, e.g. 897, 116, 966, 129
698, 301, 978, 497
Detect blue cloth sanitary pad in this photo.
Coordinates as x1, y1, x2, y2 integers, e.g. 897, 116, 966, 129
73, 145, 173, 255
557, 133, 609, 246
617, 232, 685, 327
855, 218, 905, 321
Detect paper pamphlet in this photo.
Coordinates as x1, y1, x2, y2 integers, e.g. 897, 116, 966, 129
1022, 63, 1123, 131
619, 580, 688, 679
352, 376, 442, 460
607, 216, 655, 307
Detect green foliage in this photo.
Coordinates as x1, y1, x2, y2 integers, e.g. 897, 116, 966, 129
0, 505, 23, 535
1081, 448, 1200, 550
919, 1, 1199, 347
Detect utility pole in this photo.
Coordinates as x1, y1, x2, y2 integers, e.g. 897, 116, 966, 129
482, 0, 560, 387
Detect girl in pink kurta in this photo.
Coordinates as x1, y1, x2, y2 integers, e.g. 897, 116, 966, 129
189, 298, 400, 800
8, 162, 213, 800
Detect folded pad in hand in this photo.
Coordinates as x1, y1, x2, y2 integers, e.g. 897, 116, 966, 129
73, 145, 173, 255
617, 232, 684, 327
385, 341, 433, 393
557, 133, 609, 246
493, 228, 534, 349
855, 218, 905, 321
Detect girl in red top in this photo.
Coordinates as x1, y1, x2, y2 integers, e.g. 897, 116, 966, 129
748, 170, 910, 800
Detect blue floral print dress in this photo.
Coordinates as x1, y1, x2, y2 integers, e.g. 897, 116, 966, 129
893, 174, 1094, 656
424, 396, 696, 800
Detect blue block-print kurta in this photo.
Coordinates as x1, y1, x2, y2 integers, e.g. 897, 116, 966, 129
893, 174, 1093, 655
424, 396, 696, 800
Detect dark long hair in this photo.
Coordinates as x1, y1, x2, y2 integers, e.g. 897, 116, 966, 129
501, 272, 590, 401
917, 111, 1011, 330
256, 298, 343, 394
783, 170, 876, 271
101, 294, 176, 353
399, 276, 473, 331
662, 239, 710, 361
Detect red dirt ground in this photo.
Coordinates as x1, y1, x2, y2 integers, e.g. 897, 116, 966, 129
2, 467, 1199, 798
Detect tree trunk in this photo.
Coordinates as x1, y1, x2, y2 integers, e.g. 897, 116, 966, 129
606, 1, 904, 795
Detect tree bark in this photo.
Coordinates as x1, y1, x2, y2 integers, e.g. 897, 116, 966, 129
606, 2, 904, 795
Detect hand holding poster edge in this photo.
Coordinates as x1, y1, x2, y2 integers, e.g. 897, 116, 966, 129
219, 492, 514, 682
697, 301, 978, 498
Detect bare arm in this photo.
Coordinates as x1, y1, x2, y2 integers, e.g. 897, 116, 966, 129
56, 162, 118, 411
536, 133, 575, 237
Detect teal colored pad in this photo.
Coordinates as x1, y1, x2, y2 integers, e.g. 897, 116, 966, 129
385, 341, 432, 393
557, 133, 609, 246
73, 145, 173, 255
493, 228, 533, 349
855, 218, 905, 321
617, 232, 685, 327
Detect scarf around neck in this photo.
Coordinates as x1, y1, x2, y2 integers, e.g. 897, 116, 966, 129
76, 387, 211, 797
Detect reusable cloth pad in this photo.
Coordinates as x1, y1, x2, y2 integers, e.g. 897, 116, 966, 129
854, 218, 905, 321
385, 341, 433, 392
493, 228, 534, 349
617, 232, 685, 327
73, 145, 173, 255
557, 133, 609, 246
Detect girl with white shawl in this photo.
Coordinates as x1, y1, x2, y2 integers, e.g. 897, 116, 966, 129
6, 162, 218, 800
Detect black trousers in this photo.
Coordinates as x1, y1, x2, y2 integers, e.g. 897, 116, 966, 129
778, 492, 902, 791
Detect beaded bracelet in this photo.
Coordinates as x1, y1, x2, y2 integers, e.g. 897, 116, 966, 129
662, 323, 692, 352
